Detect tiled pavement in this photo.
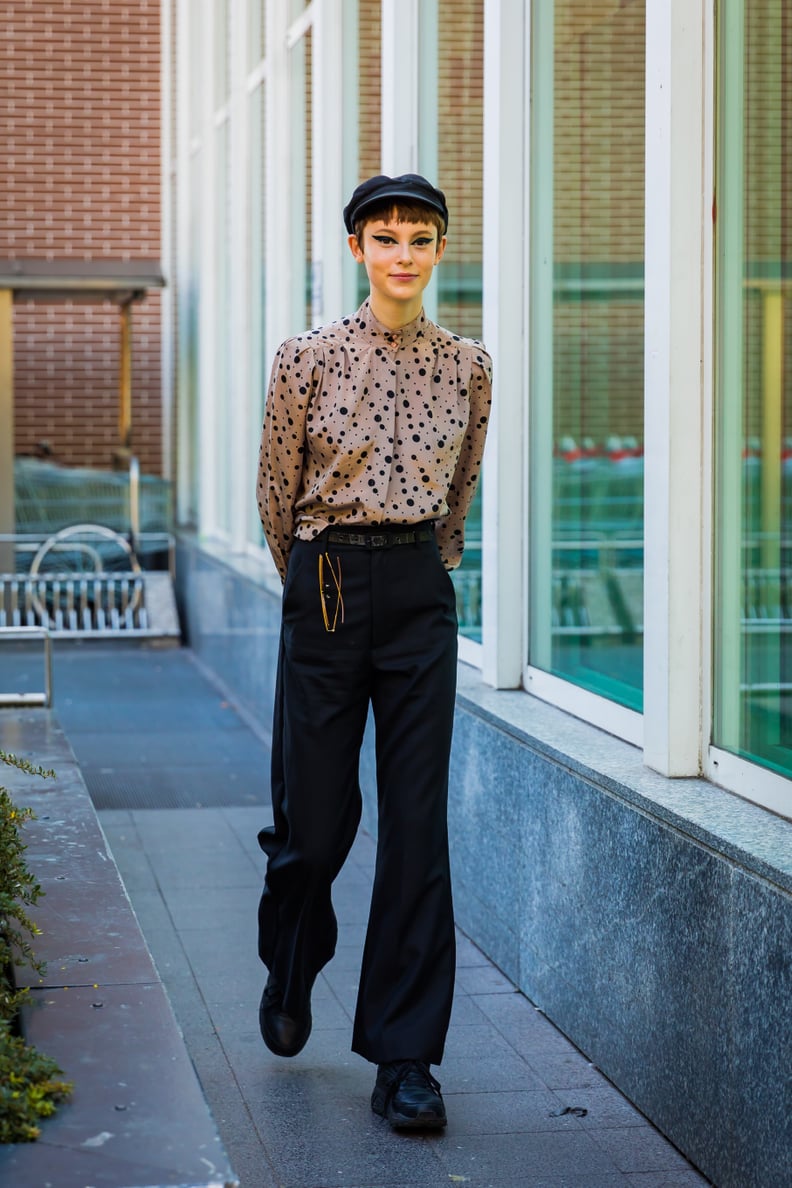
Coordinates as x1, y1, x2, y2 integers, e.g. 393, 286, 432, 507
40, 645, 711, 1188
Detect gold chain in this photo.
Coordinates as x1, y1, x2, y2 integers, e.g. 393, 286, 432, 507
318, 552, 344, 633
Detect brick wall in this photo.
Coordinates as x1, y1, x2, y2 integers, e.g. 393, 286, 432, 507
1, 0, 163, 473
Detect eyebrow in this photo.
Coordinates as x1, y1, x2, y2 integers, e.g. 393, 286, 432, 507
371, 226, 435, 236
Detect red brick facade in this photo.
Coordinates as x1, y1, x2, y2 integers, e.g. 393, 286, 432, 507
1, 0, 163, 473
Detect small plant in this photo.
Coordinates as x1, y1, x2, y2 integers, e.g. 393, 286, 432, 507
0, 1029, 73, 1143
0, 749, 73, 1142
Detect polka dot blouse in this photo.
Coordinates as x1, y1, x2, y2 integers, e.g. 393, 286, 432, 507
257, 298, 492, 581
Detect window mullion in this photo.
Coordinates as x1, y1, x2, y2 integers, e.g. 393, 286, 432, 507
380, 0, 419, 173
481, 0, 527, 689
643, 0, 709, 775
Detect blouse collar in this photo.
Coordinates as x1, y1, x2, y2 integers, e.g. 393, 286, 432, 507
352, 299, 431, 348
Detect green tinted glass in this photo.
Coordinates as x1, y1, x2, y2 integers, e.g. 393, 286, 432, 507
529, 1, 646, 709
714, 1, 792, 779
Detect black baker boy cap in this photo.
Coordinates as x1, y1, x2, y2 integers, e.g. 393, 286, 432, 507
343, 173, 449, 234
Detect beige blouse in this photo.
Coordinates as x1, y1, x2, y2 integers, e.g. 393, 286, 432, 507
257, 299, 492, 580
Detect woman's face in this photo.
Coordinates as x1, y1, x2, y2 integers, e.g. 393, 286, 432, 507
348, 216, 446, 322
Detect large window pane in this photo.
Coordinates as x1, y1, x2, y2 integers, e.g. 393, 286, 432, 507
289, 26, 312, 331
715, 1, 792, 779
529, 1, 645, 710
424, 0, 485, 641
356, 0, 381, 306
249, 82, 266, 546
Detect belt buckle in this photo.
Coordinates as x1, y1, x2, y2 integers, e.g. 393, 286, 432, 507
368, 534, 388, 548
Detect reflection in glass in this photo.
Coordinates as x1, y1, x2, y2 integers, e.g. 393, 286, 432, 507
289, 28, 312, 330
433, 0, 485, 641
715, 2, 792, 782
356, 0, 382, 307
530, 1, 645, 709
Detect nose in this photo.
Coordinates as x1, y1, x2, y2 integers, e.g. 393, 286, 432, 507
397, 240, 414, 264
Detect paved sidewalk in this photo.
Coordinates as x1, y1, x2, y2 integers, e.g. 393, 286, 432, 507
45, 645, 710, 1188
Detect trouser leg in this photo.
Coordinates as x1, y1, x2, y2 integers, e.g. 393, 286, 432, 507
352, 540, 459, 1065
257, 540, 370, 1021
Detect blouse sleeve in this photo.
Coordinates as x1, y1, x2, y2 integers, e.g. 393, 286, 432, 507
257, 340, 314, 581
435, 349, 493, 571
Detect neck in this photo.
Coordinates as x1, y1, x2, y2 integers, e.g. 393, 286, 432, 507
369, 293, 422, 330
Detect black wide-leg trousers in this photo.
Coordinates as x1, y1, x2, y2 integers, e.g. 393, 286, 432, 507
257, 529, 458, 1065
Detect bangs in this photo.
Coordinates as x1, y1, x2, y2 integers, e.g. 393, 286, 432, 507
354, 202, 446, 241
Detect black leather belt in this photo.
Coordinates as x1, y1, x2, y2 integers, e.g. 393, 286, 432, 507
324, 527, 434, 549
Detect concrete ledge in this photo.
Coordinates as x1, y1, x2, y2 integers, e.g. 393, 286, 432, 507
0, 710, 238, 1188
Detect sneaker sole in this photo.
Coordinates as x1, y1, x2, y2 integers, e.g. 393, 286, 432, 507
387, 1112, 447, 1130
371, 1094, 447, 1130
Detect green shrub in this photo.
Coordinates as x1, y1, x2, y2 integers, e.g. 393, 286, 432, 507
0, 1026, 73, 1143
0, 749, 73, 1142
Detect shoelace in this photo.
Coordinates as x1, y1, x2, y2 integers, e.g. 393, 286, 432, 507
384, 1060, 442, 1101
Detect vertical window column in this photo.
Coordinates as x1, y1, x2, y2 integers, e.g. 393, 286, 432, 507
227, 0, 252, 552
380, 0, 419, 174
311, 0, 348, 325
643, 0, 711, 775
480, 0, 527, 684
197, 0, 219, 536
265, 2, 294, 362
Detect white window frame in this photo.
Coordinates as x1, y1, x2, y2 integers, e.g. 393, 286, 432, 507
196, 0, 223, 541
479, 0, 527, 686
174, 0, 208, 529
160, 0, 174, 487
227, 0, 252, 554
642, 0, 710, 775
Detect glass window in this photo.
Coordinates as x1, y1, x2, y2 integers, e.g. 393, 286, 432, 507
184, 149, 202, 526
356, 0, 382, 307
289, 25, 312, 331
714, 1, 792, 779
249, 82, 266, 546
215, 0, 230, 110
214, 119, 232, 535
422, 0, 485, 642
529, 1, 646, 710
247, 0, 266, 71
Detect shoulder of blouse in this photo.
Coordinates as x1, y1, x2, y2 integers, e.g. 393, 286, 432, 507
429, 321, 492, 370
276, 313, 361, 363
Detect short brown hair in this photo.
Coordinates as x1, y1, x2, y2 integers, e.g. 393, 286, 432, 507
353, 202, 446, 245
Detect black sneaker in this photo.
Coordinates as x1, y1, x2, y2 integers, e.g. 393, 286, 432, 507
371, 1060, 447, 1130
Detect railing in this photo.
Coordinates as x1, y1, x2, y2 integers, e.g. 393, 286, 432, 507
0, 625, 52, 707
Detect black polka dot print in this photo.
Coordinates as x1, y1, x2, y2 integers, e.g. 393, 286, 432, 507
257, 299, 492, 580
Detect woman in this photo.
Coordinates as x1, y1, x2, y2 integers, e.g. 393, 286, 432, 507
256, 173, 492, 1130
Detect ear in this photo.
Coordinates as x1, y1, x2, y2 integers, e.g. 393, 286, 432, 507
348, 233, 365, 262
434, 234, 448, 265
